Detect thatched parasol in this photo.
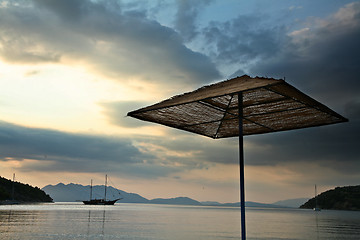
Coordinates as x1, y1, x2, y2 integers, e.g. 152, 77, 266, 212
127, 75, 348, 239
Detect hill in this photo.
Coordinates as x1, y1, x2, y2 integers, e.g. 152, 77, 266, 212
42, 182, 295, 208
201, 201, 286, 208
300, 185, 360, 211
0, 176, 53, 203
150, 197, 201, 205
43, 183, 200, 205
42, 183, 148, 203
272, 198, 309, 208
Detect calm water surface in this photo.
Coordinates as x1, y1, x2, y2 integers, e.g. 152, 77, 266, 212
0, 203, 359, 240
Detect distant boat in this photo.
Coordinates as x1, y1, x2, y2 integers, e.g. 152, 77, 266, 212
83, 175, 122, 205
313, 184, 321, 211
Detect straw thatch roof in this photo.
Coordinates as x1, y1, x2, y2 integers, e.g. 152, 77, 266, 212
128, 75, 348, 138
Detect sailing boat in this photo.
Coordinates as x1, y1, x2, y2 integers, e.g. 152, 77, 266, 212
4, 173, 20, 205
313, 184, 321, 211
83, 175, 121, 205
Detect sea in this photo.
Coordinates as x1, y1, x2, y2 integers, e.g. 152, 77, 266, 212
1, 202, 360, 240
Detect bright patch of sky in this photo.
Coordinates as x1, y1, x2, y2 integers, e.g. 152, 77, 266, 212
0, 61, 155, 134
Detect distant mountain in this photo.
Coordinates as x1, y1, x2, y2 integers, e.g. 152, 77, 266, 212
0, 176, 52, 203
223, 201, 284, 208
42, 182, 299, 208
272, 198, 309, 208
150, 197, 201, 205
245, 201, 286, 208
201, 201, 289, 208
300, 185, 360, 211
42, 183, 148, 203
42, 183, 90, 202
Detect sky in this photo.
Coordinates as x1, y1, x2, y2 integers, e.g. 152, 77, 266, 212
0, 0, 359, 203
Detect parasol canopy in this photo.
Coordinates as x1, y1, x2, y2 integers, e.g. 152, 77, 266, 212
127, 75, 348, 240
128, 75, 348, 138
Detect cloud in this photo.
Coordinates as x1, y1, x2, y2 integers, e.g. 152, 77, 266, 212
101, 1, 360, 177
289, 6, 303, 11
0, 121, 175, 178
0, 121, 142, 163
0, 0, 220, 87
100, 101, 151, 128
245, 118, 359, 168
194, 2, 360, 178
174, 0, 213, 42
1, 0, 359, 197
247, 2, 360, 104
0, 121, 225, 179
201, 14, 288, 72
33, 0, 89, 21
344, 100, 360, 120
239, 3, 360, 178
138, 132, 238, 166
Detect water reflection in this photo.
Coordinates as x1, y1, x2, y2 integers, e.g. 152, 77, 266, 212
102, 210, 106, 237
86, 209, 106, 239
315, 211, 320, 240
0, 210, 12, 234
316, 210, 360, 237
0, 209, 42, 234
0, 204, 359, 240
0, 204, 112, 239
246, 207, 360, 240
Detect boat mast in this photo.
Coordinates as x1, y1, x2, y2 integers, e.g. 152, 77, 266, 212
315, 184, 318, 208
89, 179, 93, 201
104, 175, 107, 201
12, 173, 15, 201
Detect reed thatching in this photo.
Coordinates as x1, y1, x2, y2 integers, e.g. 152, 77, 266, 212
128, 75, 348, 138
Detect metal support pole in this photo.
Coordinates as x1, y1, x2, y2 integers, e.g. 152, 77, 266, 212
238, 92, 246, 240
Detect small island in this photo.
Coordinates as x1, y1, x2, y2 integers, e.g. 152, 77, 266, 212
0, 176, 53, 204
300, 185, 360, 211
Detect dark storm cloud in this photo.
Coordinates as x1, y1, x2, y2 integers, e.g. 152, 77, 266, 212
202, 14, 287, 67
99, 2, 360, 175
0, 120, 142, 164
0, 0, 220, 85
0, 121, 178, 178
0, 121, 213, 178
174, 0, 213, 42
233, 3, 360, 174
33, 0, 87, 21
168, 2, 360, 178
344, 100, 360, 120
102, 1, 360, 173
245, 119, 359, 169
247, 2, 360, 104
